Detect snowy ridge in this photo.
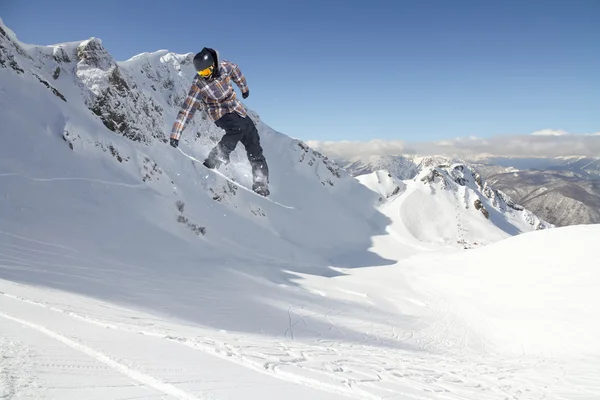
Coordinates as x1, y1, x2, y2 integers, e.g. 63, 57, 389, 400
417, 163, 550, 230
357, 170, 407, 201
0, 18, 346, 213
356, 163, 551, 249
339, 151, 600, 227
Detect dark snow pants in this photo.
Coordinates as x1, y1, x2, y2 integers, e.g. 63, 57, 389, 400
207, 112, 269, 184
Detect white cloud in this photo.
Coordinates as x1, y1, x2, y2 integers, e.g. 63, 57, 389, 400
531, 129, 569, 136
306, 139, 407, 159
308, 130, 600, 160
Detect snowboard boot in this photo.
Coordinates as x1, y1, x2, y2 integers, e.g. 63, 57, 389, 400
204, 147, 230, 170
252, 181, 270, 197
203, 154, 230, 170
203, 157, 221, 169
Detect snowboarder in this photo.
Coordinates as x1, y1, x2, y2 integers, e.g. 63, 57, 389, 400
169, 47, 270, 196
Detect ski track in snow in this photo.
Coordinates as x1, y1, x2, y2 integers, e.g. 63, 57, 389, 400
1, 233, 599, 399
0, 309, 204, 400
0, 171, 147, 189
0, 230, 79, 252
1, 287, 597, 400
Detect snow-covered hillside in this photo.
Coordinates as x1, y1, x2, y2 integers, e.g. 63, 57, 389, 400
0, 16, 547, 252
357, 164, 551, 248
0, 17, 375, 271
2, 223, 600, 400
406, 224, 600, 359
2, 19, 599, 400
333, 151, 600, 228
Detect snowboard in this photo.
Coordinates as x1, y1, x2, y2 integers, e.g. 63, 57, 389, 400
178, 148, 294, 209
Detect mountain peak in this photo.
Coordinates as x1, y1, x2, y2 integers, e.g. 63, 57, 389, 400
418, 162, 552, 231
418, 163, 482, 190
76, 37, 114, 71
0, 17, 18, 43
355, 161, 552, 249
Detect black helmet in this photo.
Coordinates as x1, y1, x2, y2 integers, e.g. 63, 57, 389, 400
193, 48, 215, 71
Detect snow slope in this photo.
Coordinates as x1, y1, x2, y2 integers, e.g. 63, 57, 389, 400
2, 19, 599, 399
407, 224, 600, 359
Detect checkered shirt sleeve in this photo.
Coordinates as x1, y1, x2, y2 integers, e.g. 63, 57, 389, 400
170, 81, 203, 141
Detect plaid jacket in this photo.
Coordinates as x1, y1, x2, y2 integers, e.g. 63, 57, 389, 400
170, 60, 249, 141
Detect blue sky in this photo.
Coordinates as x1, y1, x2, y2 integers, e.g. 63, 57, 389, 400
2, 0, 599, 143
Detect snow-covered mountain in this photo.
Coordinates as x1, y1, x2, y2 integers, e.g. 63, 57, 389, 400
2, 19, 598, 400
357, 164, 550, 249
337, 154, 457, 180
0, 18, 547, 249
470, 157, 600, 226
474, 156, 600, 179
333, 150, 600, 227
325, 153, 551, 247
479, 168, 600, 227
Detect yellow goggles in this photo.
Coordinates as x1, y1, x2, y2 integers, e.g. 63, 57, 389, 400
197, 66, 213, 77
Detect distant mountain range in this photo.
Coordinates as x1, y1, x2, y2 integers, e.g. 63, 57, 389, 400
335, 155, 600, 227
471, 157, 600, 226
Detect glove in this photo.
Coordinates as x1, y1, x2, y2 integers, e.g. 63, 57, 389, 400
242, 90, 249, 99
170, 137, 179, 148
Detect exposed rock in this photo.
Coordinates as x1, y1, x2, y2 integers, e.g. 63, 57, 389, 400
53, 47, 71, 63
474, 198, 490, 219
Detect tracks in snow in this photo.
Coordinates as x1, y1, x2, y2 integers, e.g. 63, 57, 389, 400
0, 172, 146, 189
0, 288, 359, 400
1, 231, 597, 399
1, 288, 594, 400
0, 309, 204, 400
